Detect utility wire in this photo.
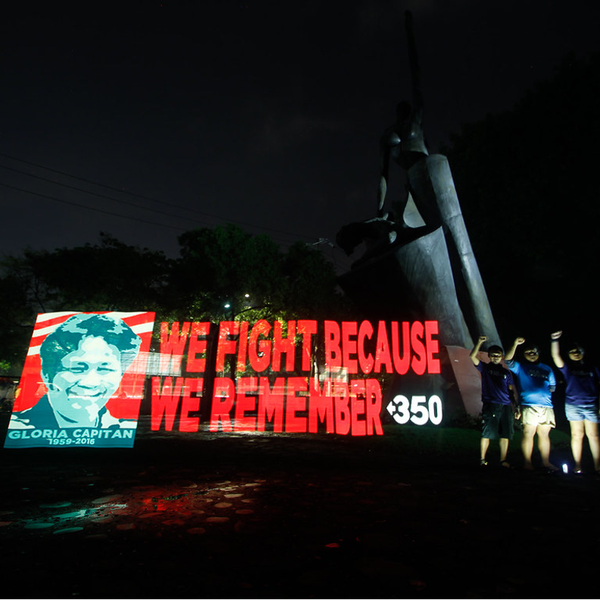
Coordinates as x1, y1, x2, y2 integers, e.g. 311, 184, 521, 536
1, 176, 351, 271
0, 175, 323, 252
0, 181, 188, 232
0, 152, 317, 243
0, 163, 202, 226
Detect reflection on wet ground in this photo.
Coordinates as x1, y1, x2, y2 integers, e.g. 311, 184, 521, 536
9, 473, 267, 535
1, 421, 600, 598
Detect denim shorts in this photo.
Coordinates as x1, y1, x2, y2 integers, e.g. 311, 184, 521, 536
565, 403, 600, 423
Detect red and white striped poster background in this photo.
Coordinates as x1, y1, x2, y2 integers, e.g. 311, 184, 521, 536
12, 311, 155, 419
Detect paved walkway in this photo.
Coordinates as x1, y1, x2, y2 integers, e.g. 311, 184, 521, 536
0, 420, 598, 598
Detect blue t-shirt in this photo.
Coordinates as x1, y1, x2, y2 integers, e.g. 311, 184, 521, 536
506, 360, 556, 407
559, 363, 600, 406
476, 362, 514, 405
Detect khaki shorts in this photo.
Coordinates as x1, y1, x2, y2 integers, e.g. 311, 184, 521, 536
522, 405, 556, 427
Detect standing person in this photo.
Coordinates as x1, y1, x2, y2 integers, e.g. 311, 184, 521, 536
550, 331, 600, 474
505, 337, 557, 471
470, 336, 519, 467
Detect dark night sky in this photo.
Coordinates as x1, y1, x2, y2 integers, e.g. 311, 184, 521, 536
2, 0, 600, 275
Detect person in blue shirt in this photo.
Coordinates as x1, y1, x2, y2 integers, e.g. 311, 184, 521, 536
505, 337, 557, 471
551, 331, 600, 474
470, 335, 519, 467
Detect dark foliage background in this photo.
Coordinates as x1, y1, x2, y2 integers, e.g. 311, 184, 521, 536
0, 225, 348, 375
444, 51, 600, 359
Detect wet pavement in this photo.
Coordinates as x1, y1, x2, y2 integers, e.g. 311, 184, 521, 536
1, 417, 599, 599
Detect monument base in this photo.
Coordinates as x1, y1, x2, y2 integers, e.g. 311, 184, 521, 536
442, 346, 482, 419
382, 345, 482, 426
338, 227, 473, 349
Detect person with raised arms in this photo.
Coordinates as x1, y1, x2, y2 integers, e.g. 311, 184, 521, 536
505, 337, 557, 471
551, 331, 600, 474
470, 335, 519, 467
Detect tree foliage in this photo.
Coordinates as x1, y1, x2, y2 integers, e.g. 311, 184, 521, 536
443, 51, 600, 345
171, 224, 346, 321
6, 233, 171, 313
172, 225, 284, 321
0, 225, 349, 374
0, 262, 35, 373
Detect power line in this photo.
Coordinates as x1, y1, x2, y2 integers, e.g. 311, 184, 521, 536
1, 175, 353, 271
0, 162, 201, 226
0, 182, 333, 259
0, 181, 189, 232
0, 151, 318, 243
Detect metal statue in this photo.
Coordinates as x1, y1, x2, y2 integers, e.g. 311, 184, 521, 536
337, 11, 499, 350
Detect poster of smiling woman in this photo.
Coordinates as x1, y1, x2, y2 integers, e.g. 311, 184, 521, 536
4, 311, 155, 449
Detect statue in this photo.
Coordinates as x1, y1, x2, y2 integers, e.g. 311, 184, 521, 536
337, 11, 499, 350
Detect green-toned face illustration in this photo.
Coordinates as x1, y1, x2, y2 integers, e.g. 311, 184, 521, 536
45, 336, 123, 426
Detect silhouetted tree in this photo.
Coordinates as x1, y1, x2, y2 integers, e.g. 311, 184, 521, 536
443, 51, 600, 348
0, 226, 352, 374
0, 234, 171, 373
0, 267, 35, 375
170, 224, 348, 322
4, 233, 171, 313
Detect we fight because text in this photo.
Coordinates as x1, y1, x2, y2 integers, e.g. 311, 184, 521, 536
151, 319, 440, 436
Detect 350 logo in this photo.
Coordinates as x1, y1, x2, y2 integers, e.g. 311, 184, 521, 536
386, 395, 443, 426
